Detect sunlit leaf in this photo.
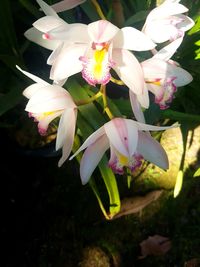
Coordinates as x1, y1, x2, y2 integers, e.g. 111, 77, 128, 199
174, 170, 183, 198
194, 168, 200, 178
188, 16, 200, 35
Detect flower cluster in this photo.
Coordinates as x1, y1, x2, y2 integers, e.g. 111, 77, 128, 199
18, 0, 194, 186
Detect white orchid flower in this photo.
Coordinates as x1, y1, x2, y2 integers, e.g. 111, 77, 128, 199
45, 19, 156, 96
17, 66, 77, 167
142, 0, 194, 43
141, 38, 193, 109
24, 0, 69, 50
70, 118, 178, 184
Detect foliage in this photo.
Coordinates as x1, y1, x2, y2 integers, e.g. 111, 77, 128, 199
0, 0, 200, 220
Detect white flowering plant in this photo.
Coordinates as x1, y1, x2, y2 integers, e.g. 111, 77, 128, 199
1, 0, 200, 219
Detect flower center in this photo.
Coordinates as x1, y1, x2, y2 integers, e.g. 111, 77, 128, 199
109, 151, 143, 175
155, 77, 177, 109
146, 77, 177, 109
80, 42, 114, 86
29, 111, 58, 136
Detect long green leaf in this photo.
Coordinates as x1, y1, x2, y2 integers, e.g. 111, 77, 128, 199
68, 78, 121, 218
0, 0, 19, 56
0, 87, 22, 116
98, 156, 121, 217
125, 10, 149, 26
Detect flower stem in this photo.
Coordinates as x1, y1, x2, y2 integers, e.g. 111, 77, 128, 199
110, 76, 125, 85
112, 0, 125, 27
91, 0, 106, 20
75, 91, 102, 106
100, 84, 114, 119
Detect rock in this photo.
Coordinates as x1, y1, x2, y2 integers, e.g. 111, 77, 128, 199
134, 126, 200, 190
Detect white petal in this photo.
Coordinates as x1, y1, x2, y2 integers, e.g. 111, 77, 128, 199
24, 27, 61, 50
142, 58, 168, 79
37, 0, 59, 17
69, 126, 105, 160
23, 84, 46, 99
33, 16, 65, 33
172, 66, 193, 86
129, 91, 146, 123
37, 110, 62, 134
124, 119, 139, 156
26, 86, 75, 113
80, 135, 109, 184
104, 118, 138, 157
50, 43, 87, 81
113, 27, 156, 51
48, 23, 89, 43
112, 48, 144, 95
177, 14, 195, 31
128, 119, 179, 132
88, 20, 119, 43
153, 37, 183, 61
142, 58, 193, 86
143, 21, 179, 43
16, 65, 49, 85
53, 78, 68, 87
137, 131, 169, 169
51, 0, 86, 13
145, 83, 163, 100
137, 83, 149, 108
164, 0, 181, 4
146, 3, 188, 22
47, 42, 64, 65
57, 109, 77, 167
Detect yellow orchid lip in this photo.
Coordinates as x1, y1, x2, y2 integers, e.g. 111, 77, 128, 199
118, 153, 129, 166
80, 42, 114, 86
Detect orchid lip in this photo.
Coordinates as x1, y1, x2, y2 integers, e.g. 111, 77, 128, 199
79, 42, 115, 86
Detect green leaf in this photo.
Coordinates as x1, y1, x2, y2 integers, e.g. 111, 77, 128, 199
89, 178, 111, 220
0, 0, 19, 55
194, 168, 200, 178
0, 54, 24, 72
19, 0, 41, 17
161, 109, 200, 122
80, 1, 100, 21
174, 170, 183, 198
195, 40, 200, 46
0, 87, 22, 116
195, 47, 200, 59
188, 16, 200, 35
125, 10, 149, 26
99, 156, 121, 217
68, 78, 121, 218
67, 79, 106, 128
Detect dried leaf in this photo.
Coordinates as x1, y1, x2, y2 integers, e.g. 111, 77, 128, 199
113, 190, 163, 219
139, 235, 171, 259
184, 258, 200, 267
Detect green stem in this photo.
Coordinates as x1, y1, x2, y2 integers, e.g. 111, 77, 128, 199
75, 91, 102, 106
91, 0, 106, 19
110, 76, 125, 85
100, 84, 114, 119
